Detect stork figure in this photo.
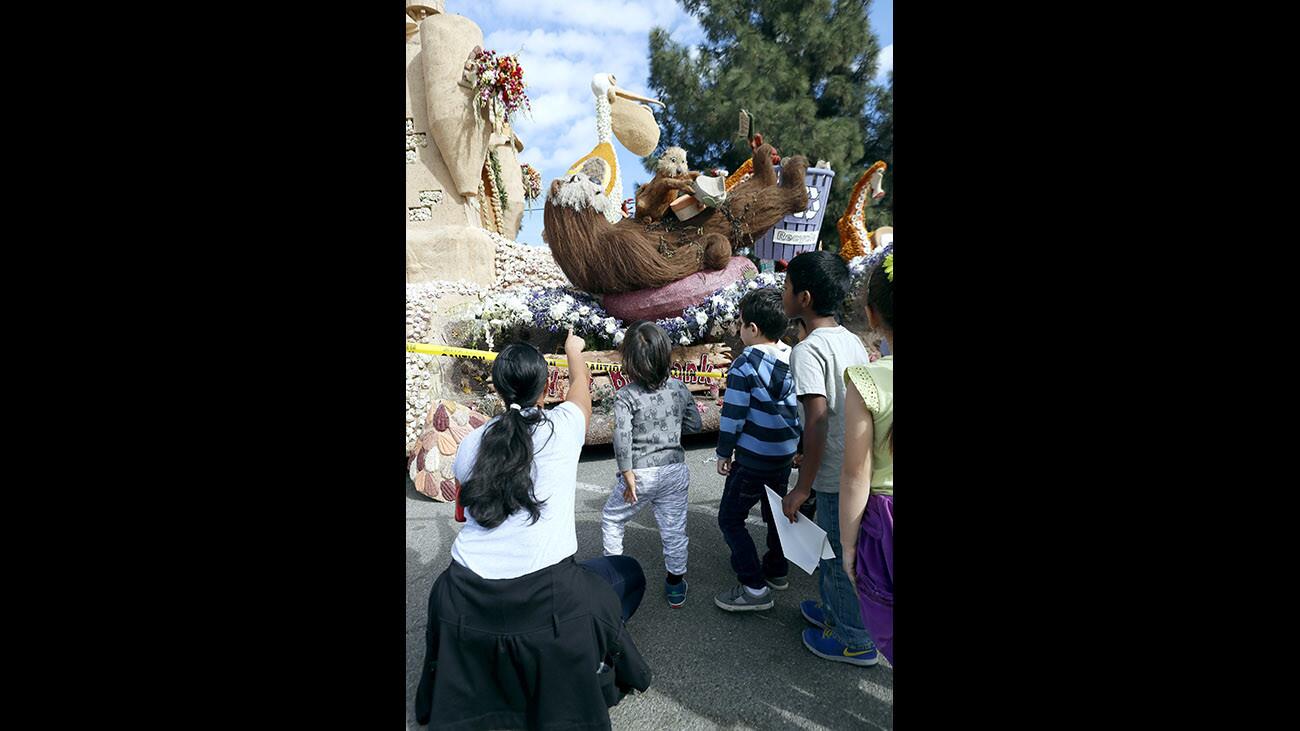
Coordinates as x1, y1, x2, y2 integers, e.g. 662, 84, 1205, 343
566, 73, 664, 224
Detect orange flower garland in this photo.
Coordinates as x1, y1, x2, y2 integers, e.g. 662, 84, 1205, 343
725, 158, 753, 190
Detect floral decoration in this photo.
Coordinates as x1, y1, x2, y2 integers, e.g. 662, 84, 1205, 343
469, 48, 530, 125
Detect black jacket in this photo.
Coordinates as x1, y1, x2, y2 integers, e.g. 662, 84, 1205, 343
415, 557, 653, 730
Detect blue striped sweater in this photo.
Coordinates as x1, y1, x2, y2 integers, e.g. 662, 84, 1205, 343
716, 342, 802, 471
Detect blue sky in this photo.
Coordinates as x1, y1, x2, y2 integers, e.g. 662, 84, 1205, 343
451, 0, 893, 246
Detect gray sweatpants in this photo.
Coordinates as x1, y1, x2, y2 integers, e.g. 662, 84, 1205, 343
601, 462, 690, 576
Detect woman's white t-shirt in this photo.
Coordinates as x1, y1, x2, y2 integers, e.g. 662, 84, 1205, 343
450, 401, 587, 579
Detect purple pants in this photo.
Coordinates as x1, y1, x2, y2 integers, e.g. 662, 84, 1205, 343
854, 493, 894, 665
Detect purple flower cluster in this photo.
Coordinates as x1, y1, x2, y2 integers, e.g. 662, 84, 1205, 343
849, 243, 894, 283
522, 287, 623, 347
655, 271, 784, 347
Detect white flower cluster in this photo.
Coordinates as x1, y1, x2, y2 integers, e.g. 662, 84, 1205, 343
406, 280, 485, 308
848, 243, 892, 284
479, 292, 530, 326
843, 245, 892, 329
475, 291, 530, 350
595, 96, 613, 142
848, 255, 870, 278
704, 271, 780, 338
486, 231, 571, 290
470, 284, 626, 348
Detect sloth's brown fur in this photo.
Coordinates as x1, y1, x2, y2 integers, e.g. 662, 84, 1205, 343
544, 144, 808, 294
693, 145, 806, 248
634, 172, 695, 222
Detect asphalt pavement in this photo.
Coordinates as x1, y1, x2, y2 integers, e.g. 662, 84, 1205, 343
406, 434, 893, 730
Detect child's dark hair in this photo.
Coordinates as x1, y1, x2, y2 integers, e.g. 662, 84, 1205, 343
786, 250, 850, 317
739, 288, 789, 341
621, 321, 672, 389
459, 343, 551, 530
864, 258, 894, 331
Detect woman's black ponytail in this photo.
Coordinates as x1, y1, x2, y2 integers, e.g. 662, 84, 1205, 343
459, 344, 551, 530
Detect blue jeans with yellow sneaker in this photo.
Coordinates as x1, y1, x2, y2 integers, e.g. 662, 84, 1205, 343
813, 489, 873, 649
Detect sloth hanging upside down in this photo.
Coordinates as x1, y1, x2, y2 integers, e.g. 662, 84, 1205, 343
543, 144, 808, 294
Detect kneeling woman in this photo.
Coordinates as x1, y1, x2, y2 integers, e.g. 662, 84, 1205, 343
415, 333, 651, 730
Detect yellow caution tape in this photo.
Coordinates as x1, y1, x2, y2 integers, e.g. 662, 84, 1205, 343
406, 342, 728, 380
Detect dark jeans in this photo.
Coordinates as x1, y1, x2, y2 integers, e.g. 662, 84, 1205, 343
580, 555, 646, 623
717, 462, 792, 590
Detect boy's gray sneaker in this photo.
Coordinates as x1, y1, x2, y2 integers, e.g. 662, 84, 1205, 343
765, 575, 790, 591
714, 584, 775, 612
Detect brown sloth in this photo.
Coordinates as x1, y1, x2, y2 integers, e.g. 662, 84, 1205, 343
543, 144, 808, 294
635, 146, 696, 223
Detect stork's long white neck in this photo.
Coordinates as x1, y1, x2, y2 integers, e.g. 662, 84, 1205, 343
596, 94, 612, 144
589, 73, 622, 222
601, 94, 622, 222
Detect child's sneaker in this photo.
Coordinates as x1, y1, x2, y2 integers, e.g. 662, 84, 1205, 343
800, 600, 831, 630
765, 575, 790, 591
801, 628, 879, 667
666, 578, 688, 608
714, 584, 774, 612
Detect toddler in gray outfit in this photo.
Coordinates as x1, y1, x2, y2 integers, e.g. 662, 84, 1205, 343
602, 322, 702, 608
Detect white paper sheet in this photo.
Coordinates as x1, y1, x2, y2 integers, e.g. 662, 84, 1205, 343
765, 486, 837, 575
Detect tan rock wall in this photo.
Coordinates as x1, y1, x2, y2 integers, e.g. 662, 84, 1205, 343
407, 42, 480, 228
419, 14, 491, 200
406, 225, 496, 286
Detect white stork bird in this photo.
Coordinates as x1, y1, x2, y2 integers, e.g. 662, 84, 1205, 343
565, 73, 664, 223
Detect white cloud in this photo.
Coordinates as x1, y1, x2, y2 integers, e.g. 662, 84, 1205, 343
876, 44, 893, 80
518, 53, 590, 95
520, 91, 586, 131
534, 117, 601, 175
478, 0, 692, 36
485, 28, 616, 63
480, 25, 657, 104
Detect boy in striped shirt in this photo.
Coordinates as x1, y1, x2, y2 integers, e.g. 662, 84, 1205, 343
712, 288, 803, 612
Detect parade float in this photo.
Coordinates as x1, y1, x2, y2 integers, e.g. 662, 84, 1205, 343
405, 1, 892, 501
